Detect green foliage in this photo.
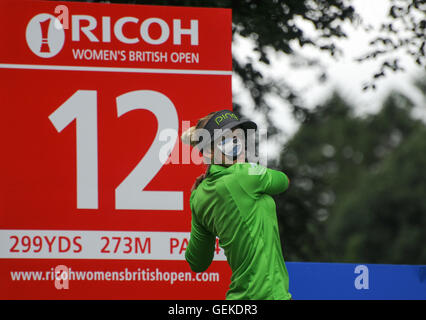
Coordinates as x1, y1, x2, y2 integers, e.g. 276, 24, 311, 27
274, 84, 426, 264
358, 0, 426, 90
329, 126, 426, 264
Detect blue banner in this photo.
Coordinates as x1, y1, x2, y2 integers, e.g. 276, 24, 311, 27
286, 262, 426, 300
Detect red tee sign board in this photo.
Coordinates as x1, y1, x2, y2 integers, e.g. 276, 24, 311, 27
0, 0, 232, 299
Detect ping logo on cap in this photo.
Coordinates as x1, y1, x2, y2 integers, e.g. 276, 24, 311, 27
215, 112, 239, 126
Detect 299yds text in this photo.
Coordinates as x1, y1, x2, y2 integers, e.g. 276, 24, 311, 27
2, 231, 226, 261
8, 235, 151, 254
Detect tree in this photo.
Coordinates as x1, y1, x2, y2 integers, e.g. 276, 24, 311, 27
328, 126, 426, 264
357, 0, 426, 90
274, 92, 367, 261
274, 82, 425, 263
325, 75, 426, 264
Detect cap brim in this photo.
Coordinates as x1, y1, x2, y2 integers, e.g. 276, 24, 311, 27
220, 119, 257, 132
197, 118, 257, 150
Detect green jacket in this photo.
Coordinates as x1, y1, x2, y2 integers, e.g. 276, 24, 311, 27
186, 162, 291, 300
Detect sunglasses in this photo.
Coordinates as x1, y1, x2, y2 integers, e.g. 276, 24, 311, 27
216, 136, 243, 158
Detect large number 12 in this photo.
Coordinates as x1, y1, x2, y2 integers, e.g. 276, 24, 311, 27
48, 90, 183, 211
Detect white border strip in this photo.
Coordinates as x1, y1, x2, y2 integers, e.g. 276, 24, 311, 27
0, 63, 232, 75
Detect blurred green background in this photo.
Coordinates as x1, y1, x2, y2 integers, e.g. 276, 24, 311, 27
274, 79, 426, 264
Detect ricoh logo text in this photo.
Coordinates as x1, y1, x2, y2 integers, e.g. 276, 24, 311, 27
25, 5, 199, 60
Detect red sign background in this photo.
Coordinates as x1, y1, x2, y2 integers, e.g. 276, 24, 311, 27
0, 0, 232, 299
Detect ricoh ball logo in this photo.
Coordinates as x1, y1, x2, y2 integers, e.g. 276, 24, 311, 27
26, 13, 65, 58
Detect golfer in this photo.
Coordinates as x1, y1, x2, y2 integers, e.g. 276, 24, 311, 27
181, 109, 292, 300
